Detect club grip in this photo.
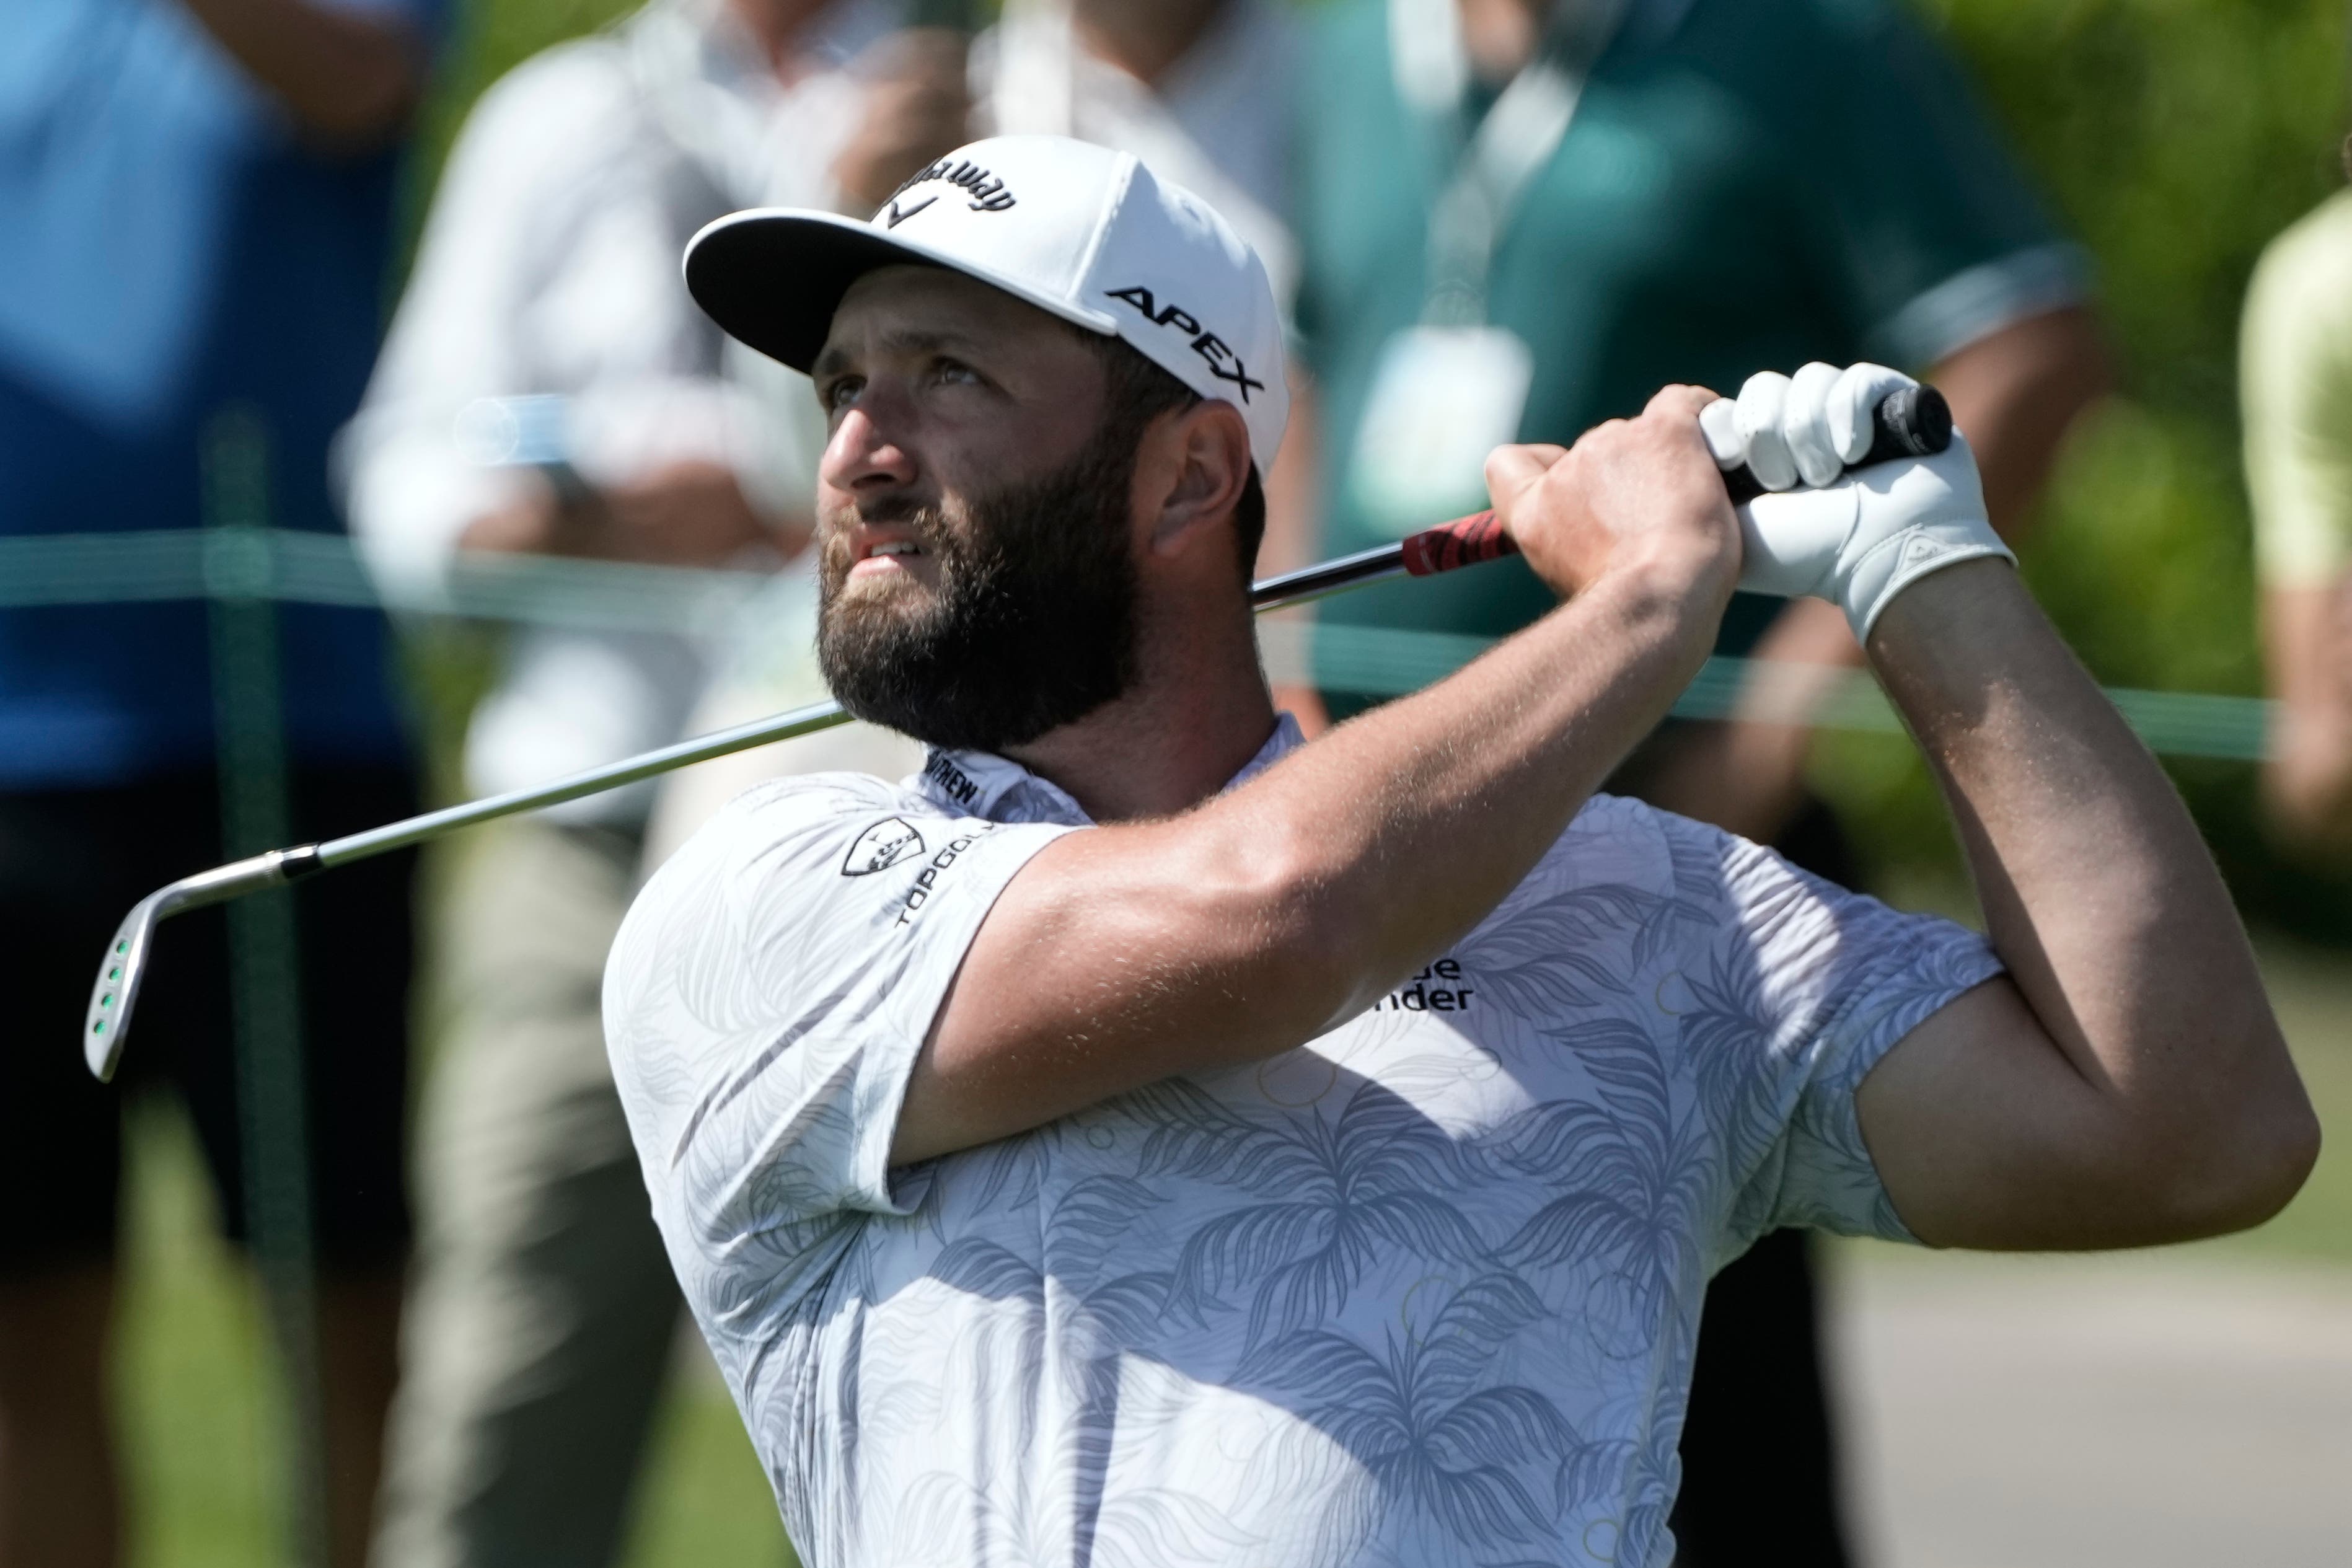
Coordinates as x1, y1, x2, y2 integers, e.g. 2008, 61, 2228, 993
1400, 508, 1513, 575
1398, 384, 1954, 578
1721, 384, 1953, 504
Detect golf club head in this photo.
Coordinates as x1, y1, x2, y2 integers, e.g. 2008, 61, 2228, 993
82, 847, 315, 1081
86, 886, 170, 1081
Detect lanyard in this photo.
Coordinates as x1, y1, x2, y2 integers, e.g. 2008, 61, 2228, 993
1390, 0, 1629, 326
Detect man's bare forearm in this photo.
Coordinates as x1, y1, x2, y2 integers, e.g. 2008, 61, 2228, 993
1256, 564, 1729, 1020
1857, 560, 2315, 1243
899, 563, 1727, 1163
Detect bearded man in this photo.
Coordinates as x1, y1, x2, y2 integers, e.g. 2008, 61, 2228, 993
602, 136, 2315, 1568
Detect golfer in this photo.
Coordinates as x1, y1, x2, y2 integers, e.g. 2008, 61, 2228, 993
604, 136, 2316, 1567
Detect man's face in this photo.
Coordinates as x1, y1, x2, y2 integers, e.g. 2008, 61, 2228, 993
809, 266, 1148, 752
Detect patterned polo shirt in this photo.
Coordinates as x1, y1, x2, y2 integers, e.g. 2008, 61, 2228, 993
604, 718, 2001, 1567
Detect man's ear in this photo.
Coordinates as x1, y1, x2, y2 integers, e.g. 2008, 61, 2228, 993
1142, 401, 1253, 560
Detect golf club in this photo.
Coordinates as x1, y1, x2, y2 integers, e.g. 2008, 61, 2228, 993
81, 384, 1950, 1080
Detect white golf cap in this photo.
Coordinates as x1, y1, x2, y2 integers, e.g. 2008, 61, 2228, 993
683, 134, 1289, 472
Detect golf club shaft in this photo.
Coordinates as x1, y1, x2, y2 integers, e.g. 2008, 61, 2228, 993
155, 385, 1958, 879
307, 534, 1458, 871
222, 389, 1967, 878
84, 384, 1949, 1079
76, 525, 1469, 1079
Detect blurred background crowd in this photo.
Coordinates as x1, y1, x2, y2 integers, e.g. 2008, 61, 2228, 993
1, 1, 2348, 1566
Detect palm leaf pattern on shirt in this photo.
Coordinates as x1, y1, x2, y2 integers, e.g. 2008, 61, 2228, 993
1458, 880, 1660, 1016
1492, 1018, 1713, 1340
923, 1233, 1192, 1566
1676, 938, 1797, 1212
1121, 1078, 1491, 1345
1609, 1391, 1690, 1568
1237, 1274, 1622, 1552
1629, 816, 1733, 975
879, 1468, 1264, 1568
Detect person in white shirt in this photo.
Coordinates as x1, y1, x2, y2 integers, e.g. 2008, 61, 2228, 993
603, 136, 2316, 1567
979, 0, 1298, 296
338, 2, 964, 1561
643, 0, 1300, 866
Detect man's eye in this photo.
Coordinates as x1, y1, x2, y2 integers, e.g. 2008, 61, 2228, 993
824, 377, 863, 412
933, 359, 981, 386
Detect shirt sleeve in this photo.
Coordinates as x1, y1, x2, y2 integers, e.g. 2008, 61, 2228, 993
603, 775, 1076, 1272
1759, 0, 2089, 367
1641, 805, 2004, 1265
2243, 193, 2352, 589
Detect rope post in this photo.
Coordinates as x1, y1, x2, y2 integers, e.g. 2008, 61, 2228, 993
203, 407, 330, 1567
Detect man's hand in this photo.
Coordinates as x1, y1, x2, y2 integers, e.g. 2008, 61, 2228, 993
459, 460, 777, 568
832, 30, 973, 213
1486, 384, 1743, 612
1701, 364, 2015, 638
1644, 332, 2104, 848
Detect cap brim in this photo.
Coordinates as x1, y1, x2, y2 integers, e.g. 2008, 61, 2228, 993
684, 208, 1119, 372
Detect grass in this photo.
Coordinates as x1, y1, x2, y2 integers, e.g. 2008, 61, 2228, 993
112, 1101, 791, 1566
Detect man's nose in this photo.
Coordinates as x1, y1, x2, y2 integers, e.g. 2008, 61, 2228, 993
821, 395, 918, 494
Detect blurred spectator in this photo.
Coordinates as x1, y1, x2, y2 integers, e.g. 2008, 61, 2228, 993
979, 0, 1298, 296
1275, 0, 2108, 1561
0, 0, 434, 1564
648, 0, 1303, 857
338, 2, 962, 1562
2247, 156, 2352, 852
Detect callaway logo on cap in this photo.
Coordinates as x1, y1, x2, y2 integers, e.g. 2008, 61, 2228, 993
682, 135, 1290, 472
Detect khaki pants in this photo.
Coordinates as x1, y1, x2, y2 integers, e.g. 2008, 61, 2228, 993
372, 820, 678, 1568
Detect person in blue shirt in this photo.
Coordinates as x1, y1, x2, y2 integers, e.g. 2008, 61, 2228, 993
0, 1, 435, 1562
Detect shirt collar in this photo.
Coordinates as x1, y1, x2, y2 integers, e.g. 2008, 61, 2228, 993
909, 713, 1306, 827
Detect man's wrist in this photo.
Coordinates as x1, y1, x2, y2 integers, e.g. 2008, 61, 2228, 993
1576, 552, 1736, 676
1861, 555, 2030, 706
1614, 532, 1740, 627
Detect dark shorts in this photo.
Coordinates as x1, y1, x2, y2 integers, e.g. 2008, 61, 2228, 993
0, 765, 418, 1277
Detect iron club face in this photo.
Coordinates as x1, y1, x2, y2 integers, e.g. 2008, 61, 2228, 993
83, 848, 318, 1081
85, 889, 165, 1081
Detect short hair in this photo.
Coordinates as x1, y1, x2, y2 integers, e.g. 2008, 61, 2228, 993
1070, 325, 1266, 581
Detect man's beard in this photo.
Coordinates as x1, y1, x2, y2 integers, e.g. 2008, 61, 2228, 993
816, 425, 1142, 754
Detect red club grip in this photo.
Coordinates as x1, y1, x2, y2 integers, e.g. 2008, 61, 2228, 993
1401, 510, 1518, 576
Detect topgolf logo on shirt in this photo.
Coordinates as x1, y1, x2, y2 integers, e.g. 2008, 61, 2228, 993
893, 824, 997, 927
843, 817, 925, 876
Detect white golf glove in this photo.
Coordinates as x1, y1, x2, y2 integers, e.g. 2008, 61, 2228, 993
1698, 363, 2016, 640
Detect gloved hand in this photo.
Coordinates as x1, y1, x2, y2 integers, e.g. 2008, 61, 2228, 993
1697, 363, 2016, 640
